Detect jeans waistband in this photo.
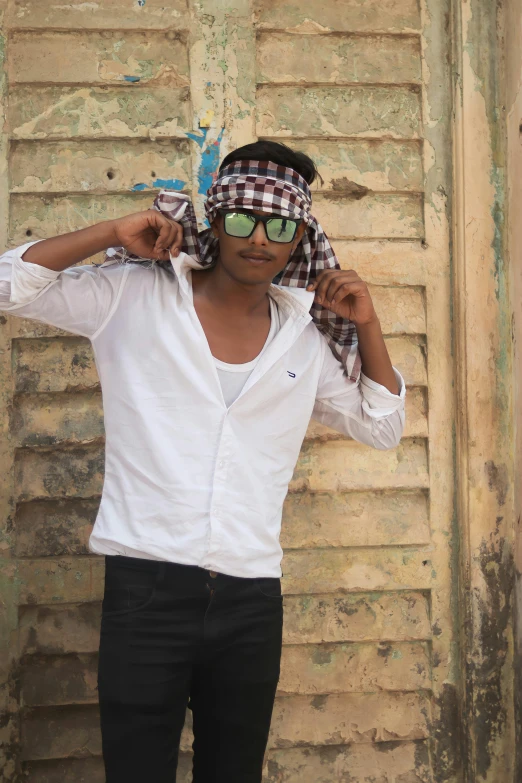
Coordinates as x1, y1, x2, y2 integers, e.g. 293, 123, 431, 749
105, 554, 281, 582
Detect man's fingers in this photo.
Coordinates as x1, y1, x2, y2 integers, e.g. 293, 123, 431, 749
307, 269, 334, 293
311, 271, 363, 303
160, 222, 184, 260
150, 215, 183, 258
326, 278, 363, 302
330, 281, 365, 304
164, 223, 177, 253
324, 278, 345, 303
314, 271, 338, 303
153, 216, 173, 250
170, 223, 183, 255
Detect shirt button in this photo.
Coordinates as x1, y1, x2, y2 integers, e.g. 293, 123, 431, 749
209, 570, 217, 578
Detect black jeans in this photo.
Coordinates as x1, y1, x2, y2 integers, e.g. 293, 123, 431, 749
97, 555, 283, 782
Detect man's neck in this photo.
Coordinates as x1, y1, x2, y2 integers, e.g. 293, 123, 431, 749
192, 263, 271, 316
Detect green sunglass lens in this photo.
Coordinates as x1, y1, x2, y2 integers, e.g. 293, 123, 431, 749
224, 212, 255, 237
266, 218, 297, 243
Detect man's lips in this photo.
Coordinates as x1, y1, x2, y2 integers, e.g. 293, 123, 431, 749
239, 253, 273, 264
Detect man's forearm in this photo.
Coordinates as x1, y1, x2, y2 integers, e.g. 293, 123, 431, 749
356, 318, 399, 395
21, 220, 119, 272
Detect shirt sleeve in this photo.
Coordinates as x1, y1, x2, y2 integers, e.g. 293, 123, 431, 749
313, 338, 406, 450
0, 240, 129, 338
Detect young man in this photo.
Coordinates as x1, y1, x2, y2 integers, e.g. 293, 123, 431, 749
0, 142, 405, 782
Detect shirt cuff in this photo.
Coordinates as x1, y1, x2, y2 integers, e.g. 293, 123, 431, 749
10, 241, 61, 305
360, 367, 406, 419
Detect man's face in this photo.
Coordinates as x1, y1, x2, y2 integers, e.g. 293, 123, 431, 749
210, 209, 307, 286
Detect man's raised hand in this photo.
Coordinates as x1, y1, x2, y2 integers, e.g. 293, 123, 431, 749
307, 269, 378, 325
111, 210, 183, 262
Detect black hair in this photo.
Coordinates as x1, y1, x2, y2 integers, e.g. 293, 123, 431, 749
219, 140, 323, 187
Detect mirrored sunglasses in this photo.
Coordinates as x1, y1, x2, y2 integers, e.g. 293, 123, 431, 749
218, 209, 302, 244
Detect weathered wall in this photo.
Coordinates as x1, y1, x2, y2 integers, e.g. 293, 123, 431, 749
0, 0, 16, 778
0, 0, 514, 781
505, 0, 522, 779
452, 0, 517, 780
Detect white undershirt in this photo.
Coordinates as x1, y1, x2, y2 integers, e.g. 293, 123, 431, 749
215, 296, 280, 407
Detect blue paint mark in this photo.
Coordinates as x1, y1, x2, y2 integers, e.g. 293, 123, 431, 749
186, 129, 207, 148
132, 178, 186, 192
152, 178, 186, 190
138, 0, 146, 5
198, 127, 225, 198
124, 75, 141, 83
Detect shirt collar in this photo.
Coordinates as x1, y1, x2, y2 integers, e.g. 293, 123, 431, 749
169, 251, 315, 318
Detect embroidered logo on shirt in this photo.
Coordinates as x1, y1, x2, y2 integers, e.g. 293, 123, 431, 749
287, 371, 296, 378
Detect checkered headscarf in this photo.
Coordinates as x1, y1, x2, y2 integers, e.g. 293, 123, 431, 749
106, 160, 361, 381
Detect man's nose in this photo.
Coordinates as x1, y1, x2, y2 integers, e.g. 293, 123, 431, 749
249, 221, 269, 244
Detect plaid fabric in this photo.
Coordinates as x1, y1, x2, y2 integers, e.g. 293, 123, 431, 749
105, 160, 361, 381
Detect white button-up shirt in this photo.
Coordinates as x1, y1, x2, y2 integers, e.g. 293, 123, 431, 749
0, 242, 406, 578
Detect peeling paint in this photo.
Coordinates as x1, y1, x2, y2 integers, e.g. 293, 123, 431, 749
10, 85, 192, 141
186, 130, 206, 148
199, 108, 215, 128
131, 178, 186, 191
474, 534, 515, 778
330, 177, 370, 199
485, 460, 509, 507
431, 683, 461, 781
152, 178, 186, 190
198, 126, 224, 199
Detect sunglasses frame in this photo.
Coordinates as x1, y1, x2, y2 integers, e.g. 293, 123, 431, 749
218, 209, 303, 244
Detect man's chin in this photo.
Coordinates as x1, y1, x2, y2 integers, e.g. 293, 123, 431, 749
227, 261, 280, 286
